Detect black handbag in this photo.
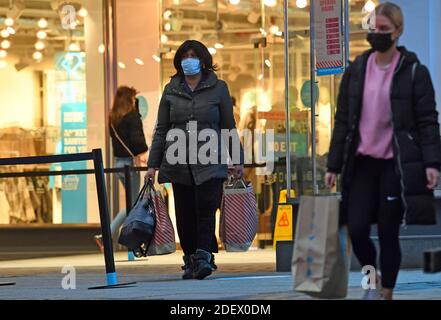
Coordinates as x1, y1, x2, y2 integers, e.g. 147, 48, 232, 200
118, 181, 156, 256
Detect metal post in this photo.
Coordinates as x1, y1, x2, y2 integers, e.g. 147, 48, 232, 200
344, 0, 350, 66
123, 164, 135, 261
90, 149, 136, 289
124, 165, 132, 212
92, 149, 117, 285
283, 0, 292, 201
310, 0, 318, 195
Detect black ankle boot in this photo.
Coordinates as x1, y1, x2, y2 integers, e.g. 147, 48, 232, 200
191, 249, 213, 280
210, 254, 217, 271
181, 255, 193, 280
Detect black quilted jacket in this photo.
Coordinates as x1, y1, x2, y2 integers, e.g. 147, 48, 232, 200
327, 46, 441, 225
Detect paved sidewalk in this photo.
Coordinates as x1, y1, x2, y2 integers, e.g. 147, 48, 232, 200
0, 249, 440, 300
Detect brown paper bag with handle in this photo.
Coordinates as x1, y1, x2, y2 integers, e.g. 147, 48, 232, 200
292, 195, 351, 299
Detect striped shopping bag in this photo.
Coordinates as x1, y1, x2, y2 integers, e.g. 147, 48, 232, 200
146, 180, 176, 256
220, 178, 258, 252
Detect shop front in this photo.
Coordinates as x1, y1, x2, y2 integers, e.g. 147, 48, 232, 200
0, 0, 376, 256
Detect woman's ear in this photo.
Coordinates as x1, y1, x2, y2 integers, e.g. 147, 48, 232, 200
393, 26, 403, 42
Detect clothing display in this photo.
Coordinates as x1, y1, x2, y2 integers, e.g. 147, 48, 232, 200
0, 166, 52, 224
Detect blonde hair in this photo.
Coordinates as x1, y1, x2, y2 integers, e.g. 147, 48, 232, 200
376, 2, 404, 35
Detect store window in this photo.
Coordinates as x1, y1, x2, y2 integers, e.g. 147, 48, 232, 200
0, 1, 106, 225
158, 0, 377, 241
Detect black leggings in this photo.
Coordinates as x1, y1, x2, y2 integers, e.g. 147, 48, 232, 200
172, 177, 224, 255
347, 155, 404, 289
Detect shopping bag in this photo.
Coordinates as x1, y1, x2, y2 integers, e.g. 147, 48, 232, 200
220, 178, 258, 252
118, 182, 156, 255
291, 195, 351, 299
146, 180, 176, 256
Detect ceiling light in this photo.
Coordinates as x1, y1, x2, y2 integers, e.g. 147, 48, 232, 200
214, 42, 224, 49
161, 34, 169, 44
118, 62, 126, 69
296, 0, 308, 8
38, 18, 48, 29
269, 25, 279, 35
78, 8, 88, 18
163, 10, 172, 20
1, 29, 9, 38
32, 51, 43, 61
152, 54, 161, 62
35, 41, 45, 51
265, 59, 272, 68
196, 0, 205, 3
134, 58, 144, 65
6, 27, 15, 35
1, 40, 10, 49
164, 23, 171, 31
98, 44, 105, 53
4, 18, 14, 27
68, 43, 80, 51
364, 0, 376, 13
0, 50, 7, 58
37, 30, 47, 40
229, 0, 240, 4
208, 47, 217, 55
264, 0, 277, 7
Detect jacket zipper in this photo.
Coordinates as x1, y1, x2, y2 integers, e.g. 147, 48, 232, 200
389, 55, 408, 228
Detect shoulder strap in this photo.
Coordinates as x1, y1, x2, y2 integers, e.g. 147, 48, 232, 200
111, 124, 135, 158
412, 61, 418, 84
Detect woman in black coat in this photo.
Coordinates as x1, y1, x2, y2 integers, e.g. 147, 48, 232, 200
146, 40, 244, 280
95, 86, 148, 251
326, 2, 441, 300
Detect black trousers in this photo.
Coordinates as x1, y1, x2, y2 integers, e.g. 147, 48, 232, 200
172, 176, 224, 256
347, 155, 404, 289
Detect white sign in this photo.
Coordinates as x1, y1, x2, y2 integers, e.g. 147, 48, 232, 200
314, 0, 344, 76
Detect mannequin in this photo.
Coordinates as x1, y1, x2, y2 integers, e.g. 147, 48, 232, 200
316, 86, 332, 156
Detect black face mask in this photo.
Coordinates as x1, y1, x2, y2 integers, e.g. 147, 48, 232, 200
367, 33, 395, 53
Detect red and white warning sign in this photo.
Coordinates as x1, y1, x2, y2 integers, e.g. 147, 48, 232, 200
314, 0, 344, 76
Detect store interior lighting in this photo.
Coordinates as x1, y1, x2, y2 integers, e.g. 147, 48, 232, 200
364, 0, 376, 12
35, 41, 45, 51
1, 39, 10, 49
296, 0, 308, 9
32, 51, 42, 61
6, 27, 15, 35
38, 18, 48, 29
1, 29, 9, 38
229, 0, 240, 5
134, 58, 144, 65
37, 30, 47, 40
78, 7, 88, 18
264, 0, 277, 7
0, 49, 7, 58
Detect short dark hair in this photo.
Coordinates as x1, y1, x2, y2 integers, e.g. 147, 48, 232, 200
173, 40, 218, 77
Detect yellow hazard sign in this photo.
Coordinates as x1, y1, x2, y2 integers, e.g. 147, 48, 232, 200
273, 204, 293, 248
279, 189, 296, 203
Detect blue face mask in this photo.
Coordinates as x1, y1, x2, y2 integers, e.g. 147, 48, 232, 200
181, 58, 201, 76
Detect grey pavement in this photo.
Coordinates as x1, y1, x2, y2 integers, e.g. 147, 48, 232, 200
0, 249, 440, 300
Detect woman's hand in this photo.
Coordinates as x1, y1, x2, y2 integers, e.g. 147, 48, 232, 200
325, 172, 337, 189
138, 152, 148, 165
145, 168, 157, 183
230, 165, 244, 179
426, 168, 440, 190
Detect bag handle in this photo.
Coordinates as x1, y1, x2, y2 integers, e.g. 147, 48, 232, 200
226, 176, 247, 189
132, 181, 148, 208
111, 124, 135, 159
